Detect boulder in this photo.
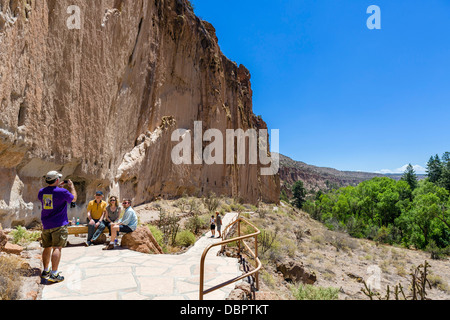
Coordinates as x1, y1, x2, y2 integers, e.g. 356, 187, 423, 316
92, 233, 107, 245
2, 242, 24, 255
227, 288, 247, 300
227, 281, 252, 300
121, 227, 163, 254
276, 259, 317, 284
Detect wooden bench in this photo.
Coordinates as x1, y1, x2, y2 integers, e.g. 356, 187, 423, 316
67, 225, 109, 235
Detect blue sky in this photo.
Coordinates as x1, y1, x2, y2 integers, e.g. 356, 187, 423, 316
192, 0, 450, 174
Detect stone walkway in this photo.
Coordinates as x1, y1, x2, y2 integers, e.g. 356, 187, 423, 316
41, 212, 241, 300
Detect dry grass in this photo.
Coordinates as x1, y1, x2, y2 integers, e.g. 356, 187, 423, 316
0, 255, 24, 300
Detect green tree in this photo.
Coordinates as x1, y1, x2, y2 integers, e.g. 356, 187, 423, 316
426, 154, 442, 183
398, 180, 449, 249
310, 176, 450, 251
377, 188, 400, 226
394, 179, 412, 202
291, 180, 306, 209
401, 164, 418, 191
408, 192, 441, 249
438, 152, 450, 192
315, 190, 323, 201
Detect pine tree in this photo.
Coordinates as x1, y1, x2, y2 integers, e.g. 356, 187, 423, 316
426, 154, 442, 183
292, 180, 306, 209
402, 164, 418, 190
438, 152, 450, 192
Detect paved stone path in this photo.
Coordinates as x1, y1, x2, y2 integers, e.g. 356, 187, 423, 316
42, 212, 241, 300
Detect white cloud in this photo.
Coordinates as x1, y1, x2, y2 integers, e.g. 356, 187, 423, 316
376, 164, 427, 175
377, 169, 396, 174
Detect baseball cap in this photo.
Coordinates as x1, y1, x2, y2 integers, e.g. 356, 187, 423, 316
45, 171, 63, 182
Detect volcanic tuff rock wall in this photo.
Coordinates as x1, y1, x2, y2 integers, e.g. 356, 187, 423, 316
0, 0, 280, 227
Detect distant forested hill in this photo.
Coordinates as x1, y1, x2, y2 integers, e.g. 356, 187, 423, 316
278, 153, 426, 195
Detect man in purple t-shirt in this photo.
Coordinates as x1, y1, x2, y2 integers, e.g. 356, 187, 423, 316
38, 171, 77, 283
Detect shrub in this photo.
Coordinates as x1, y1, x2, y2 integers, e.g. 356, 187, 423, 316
375, 225, 392, 244
203, 192, 220, 213
230, 202, 245, 212
292, 284, 339, 300
426, 240, 450, 260
148, 225, 164, 247
257, 207, 270, 219
324, 231, 351, 252
186, 214, 207, 235
10, 226, 40, 247
175, 230, 196, 247
258, 228, 278, 255
281, 238, 297, 258
158, 209, 180, 246
428, 274, 449, 293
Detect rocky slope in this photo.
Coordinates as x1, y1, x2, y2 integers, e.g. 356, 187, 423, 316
0, 0, 279, 228
279, 153, 383, 194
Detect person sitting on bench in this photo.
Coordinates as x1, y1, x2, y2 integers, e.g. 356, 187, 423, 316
87, 195, 121, 245
85, 191, 107, 246
103, 198, 137, 250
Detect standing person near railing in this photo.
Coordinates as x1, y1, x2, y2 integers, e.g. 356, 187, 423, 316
215, 211, 222, 238
210, 215, 216, 238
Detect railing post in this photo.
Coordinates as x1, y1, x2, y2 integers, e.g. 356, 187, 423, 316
255, 234, 259, 290
199, 217, 261, 300
199, 258, 204, 300
238, 218, 241, 255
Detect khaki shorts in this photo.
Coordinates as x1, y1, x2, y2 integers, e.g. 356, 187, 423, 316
41, 225, 68, 248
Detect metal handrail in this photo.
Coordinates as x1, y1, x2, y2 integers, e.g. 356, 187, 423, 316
199, 216, 261, 300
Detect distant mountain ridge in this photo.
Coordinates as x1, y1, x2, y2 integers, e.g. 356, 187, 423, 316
278, 153, 427, 193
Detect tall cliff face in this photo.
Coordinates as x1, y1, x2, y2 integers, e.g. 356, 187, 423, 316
0, 0, 280, 227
